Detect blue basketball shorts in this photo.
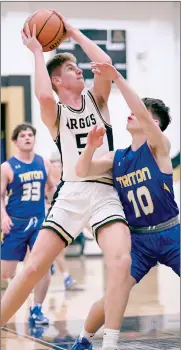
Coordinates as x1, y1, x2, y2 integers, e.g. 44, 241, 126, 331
131, 223, 180, 283
1, 216, 44, 261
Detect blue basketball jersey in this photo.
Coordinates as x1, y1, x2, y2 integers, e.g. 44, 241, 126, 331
113, 142, 179, 227
6, 154, 47, 219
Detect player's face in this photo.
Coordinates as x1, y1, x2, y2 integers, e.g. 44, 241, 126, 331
15, 129, 35, 152
59, 61, 85, 92
126, 113, 141, 132
126, 110, 160, 133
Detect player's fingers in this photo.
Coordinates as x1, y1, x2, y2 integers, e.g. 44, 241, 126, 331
32, 24, 36, 37
9, 219, 13, 227
92, 68, 101, 76
103, 62, 112, 68
91, 61, 101, 66
52, 10, 63, 19
91, 63, 102, 72
2, 225, 9, 234
92, 125, 98, 134
97, 127, 105, 134
21, 29, 28, 42
25, 23, 31, 38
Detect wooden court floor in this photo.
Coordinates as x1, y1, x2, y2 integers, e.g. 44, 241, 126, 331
1, 257, 180, 349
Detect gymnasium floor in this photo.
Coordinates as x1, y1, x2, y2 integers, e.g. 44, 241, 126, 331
1, 257, 180, 350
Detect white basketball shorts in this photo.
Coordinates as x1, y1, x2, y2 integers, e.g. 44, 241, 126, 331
41, 181, 128, 246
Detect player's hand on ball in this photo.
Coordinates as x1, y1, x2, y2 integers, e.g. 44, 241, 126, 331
1, 214, 13, 234
87, 125, 106, 149
51, 11, 74, 40
91, 62, 120, 81
21, 23, 42, 53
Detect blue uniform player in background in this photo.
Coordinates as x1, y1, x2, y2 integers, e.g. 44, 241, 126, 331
72, 62, 180, 350
1, 122, 55, 325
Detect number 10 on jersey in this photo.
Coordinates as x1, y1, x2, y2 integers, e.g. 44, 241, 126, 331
127, 185, 154, 218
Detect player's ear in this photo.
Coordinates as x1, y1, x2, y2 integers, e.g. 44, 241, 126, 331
52, 76, 62, 88
154, 119, 160, 127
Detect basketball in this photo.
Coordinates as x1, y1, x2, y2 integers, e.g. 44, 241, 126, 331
24, 9, 65, 52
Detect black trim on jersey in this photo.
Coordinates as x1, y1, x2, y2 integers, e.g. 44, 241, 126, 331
40, 225, 69, 247
46, 181, 64, 219
84, 179, 113, 186
93, 216, 128, 242
87, 90, 112, 128
105, 124, 114, 151
67, 95, 85, 113
45, 220, 73, 241
54, 103, 61, 143
54, 103, 64, 181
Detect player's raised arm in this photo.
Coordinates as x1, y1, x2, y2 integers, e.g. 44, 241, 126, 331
75, 126, 114, 178
91, 62, 171, 155
55, 13, 112, 103
21, 24, 57, 137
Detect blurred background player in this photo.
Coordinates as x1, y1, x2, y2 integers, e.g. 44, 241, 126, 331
1, 122, 55, 325
72, 62, 180, 349
48, 152, 76, 290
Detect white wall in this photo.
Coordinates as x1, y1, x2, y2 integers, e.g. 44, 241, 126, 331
1, 2, 180, 158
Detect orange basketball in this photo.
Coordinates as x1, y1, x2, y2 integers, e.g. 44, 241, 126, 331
24, 9, 65, 52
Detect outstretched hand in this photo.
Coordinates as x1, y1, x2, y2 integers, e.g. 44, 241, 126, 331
50, 10, 75, 40
91, 62, 120, 81
87, 125, 106, 149
21, 23, 42, 53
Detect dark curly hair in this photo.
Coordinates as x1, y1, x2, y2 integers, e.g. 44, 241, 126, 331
11, 122, 36, 141
142, 97, 171, 131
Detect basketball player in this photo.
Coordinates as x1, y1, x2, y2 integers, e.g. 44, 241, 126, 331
71, 62, 180, 349
49, 152, 76, 290
1, 122, 55, 325
1, 14, 131, 350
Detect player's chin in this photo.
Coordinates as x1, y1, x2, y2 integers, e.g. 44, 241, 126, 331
126, 123, 130, 130
23, 144, 34, 151
77, 78, 85, 87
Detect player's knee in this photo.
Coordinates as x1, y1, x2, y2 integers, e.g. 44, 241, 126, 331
106, 253, 131, 278
1, 271, 14, 279
25, 261, 42, 279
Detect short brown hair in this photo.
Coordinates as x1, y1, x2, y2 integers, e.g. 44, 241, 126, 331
11, 122, 36, 141
46, 53, 77, 92
142, 98, 171, 131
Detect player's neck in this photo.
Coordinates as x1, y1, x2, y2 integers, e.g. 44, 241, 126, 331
131, 134, 147, 151
58, 89, 82, 109
15, 151, 35, 164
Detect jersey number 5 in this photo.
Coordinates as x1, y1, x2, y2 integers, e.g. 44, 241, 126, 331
127, 186, 154, 218
75, 133, 88, 155
22, 182, 41, 201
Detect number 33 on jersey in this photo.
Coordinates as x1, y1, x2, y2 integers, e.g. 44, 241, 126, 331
6, 155, 47, 219
113, 143, 179, 228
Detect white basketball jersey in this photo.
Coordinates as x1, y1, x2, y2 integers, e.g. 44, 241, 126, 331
55, 90, 113, 183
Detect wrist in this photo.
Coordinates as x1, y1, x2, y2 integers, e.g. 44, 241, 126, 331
33, 47, 43, 56
86, 144, 97, 153
114, 72, 121, 82
71, 28, 81, 40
